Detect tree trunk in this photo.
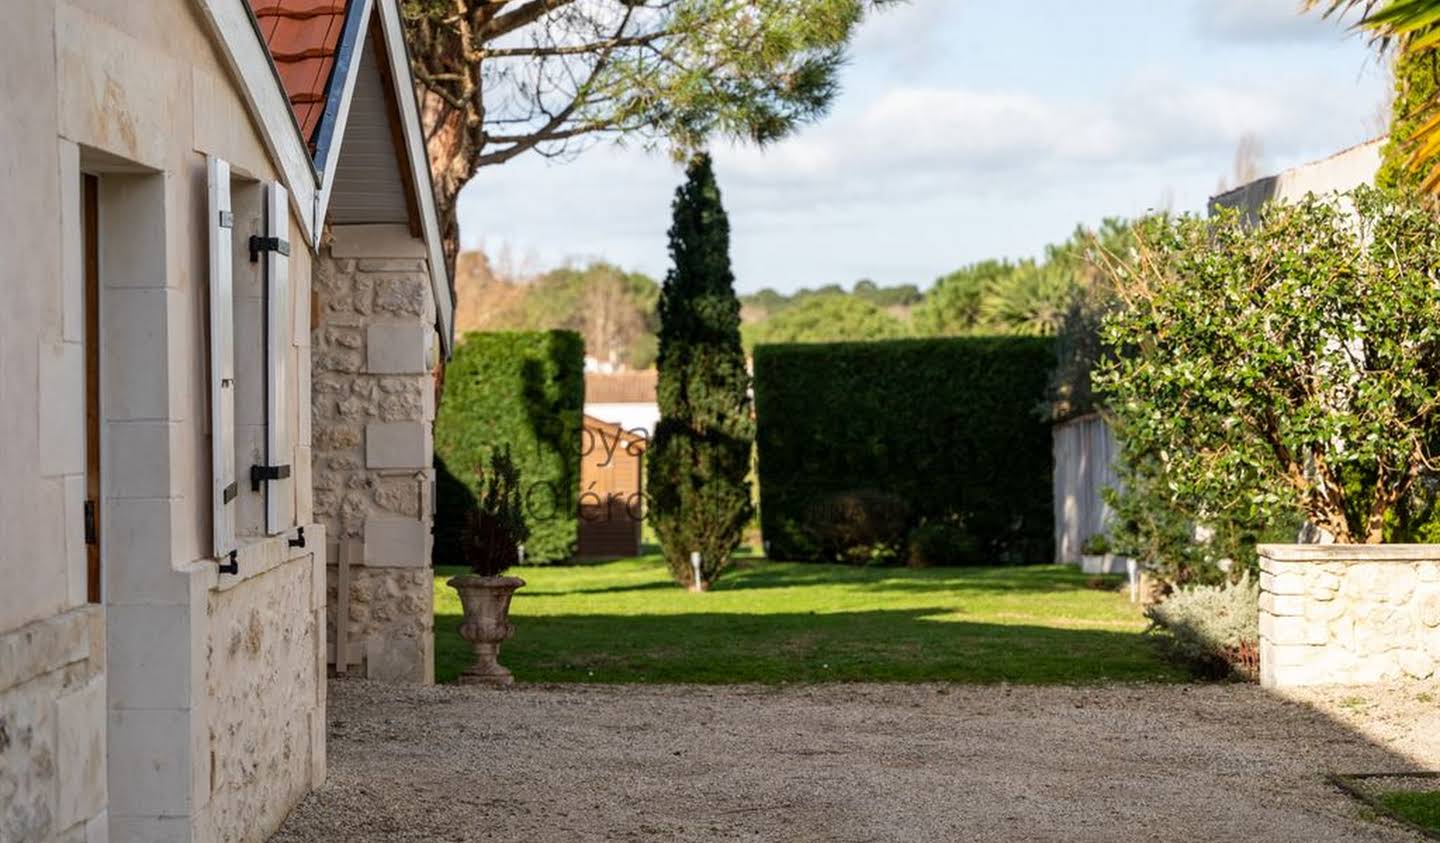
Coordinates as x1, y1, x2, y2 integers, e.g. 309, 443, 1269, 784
421, 90, 475, 281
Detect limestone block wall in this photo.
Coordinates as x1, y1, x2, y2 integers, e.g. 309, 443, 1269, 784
312, 226, 438, 683
1259, 544, 1440, 687
0, 606, 107, 843
202, 541, 326, 843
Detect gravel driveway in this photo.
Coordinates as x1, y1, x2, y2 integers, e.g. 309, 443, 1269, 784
272, 679, 1440, 842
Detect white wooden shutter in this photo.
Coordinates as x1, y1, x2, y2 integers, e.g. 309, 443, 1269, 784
262, 182, 295, 534
207, 157, 237, 559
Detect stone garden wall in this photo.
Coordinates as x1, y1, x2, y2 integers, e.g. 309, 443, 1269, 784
1259, 544, 1440, 687
312, 226, 438, 684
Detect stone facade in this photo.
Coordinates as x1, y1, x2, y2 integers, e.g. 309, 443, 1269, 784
312, 226, 438, 684
0, 606, 107, 843
202, 543, 327, 843
1259, 544, 1440, 687
3, 1, 334, 840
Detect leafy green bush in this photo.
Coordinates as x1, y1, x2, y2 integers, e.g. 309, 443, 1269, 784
1103, 445, 1297, 587
906, 521, 981, 568
434, 330, 584, 564
1144, 575, 1259, 680
754, 336, 1054, 563
1098, 187, 1440, 546
805, 490, 910, 565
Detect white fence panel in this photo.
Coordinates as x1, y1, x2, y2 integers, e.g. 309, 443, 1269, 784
1052, 414, 1120, 564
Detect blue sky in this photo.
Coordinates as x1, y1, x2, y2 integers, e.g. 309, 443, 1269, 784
455, 0, 1390, 294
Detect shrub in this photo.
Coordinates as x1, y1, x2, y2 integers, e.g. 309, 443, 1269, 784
1144, 575, 1259, 680
1098, 187, 1440, 545
1103, 445, 1298, 587
1080, 533, 1110, 556
907, 521, 981, 568
805, 490, 910, 565
434, 330, 584, 564
754, 336, 1054, 563
648, 154, 755, 590
462, 449, 529, 577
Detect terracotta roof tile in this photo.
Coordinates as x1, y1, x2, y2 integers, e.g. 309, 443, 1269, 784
586, 371, 658, 404
248, 0, 350, 148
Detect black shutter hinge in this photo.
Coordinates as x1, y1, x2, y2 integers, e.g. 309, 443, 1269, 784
248, 235, 290, 262
288, 527, 306, 549
83, 499, 97, 546
222, 481, 238, 504
218, 550, 238, 576
250, 463, 292, 492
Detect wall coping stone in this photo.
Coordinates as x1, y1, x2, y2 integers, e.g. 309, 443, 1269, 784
210, 523, 326, 592
1258, 543, 1440, 562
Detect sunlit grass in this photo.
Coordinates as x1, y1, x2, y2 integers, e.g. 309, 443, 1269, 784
1379, 791, 1440, 834
434, 556, 1182, 685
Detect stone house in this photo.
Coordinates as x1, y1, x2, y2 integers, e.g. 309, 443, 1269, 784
0, 0, 452, 840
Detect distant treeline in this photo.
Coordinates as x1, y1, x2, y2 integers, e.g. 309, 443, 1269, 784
452, 217, 1133, 361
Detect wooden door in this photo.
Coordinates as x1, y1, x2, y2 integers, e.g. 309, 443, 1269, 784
83, 173, 101, 602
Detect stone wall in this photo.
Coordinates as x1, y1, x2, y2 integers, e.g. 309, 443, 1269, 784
0, 606, 107, 843
203, 546, 326, 843
1259, 544, 1440, 687
312, 225, 437, 683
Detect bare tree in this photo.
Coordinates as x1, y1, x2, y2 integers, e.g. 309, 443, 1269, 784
1216, 132, 1265, 194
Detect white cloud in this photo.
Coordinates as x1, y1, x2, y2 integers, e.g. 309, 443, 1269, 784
708, 73, 1373, 214
455, 6, 1388, 292
1195, 0, 1347, 44
849, 2, 964, 73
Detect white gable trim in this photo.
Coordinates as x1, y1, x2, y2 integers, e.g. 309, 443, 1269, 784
314, 0, 377, 227
374, 0, 455, 356
193, 0, 320, 247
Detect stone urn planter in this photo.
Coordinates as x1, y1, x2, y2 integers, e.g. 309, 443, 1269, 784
448, 574, 526, 686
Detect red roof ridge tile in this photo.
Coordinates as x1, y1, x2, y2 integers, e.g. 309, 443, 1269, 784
271, 46, 340, 61
252, 2, 347, 19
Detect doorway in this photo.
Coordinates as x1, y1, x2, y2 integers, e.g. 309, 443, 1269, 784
82, 172, 101, 603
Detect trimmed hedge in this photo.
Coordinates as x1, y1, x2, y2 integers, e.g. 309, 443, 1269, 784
754, 337, 1054, 564
434, 331, 584, 564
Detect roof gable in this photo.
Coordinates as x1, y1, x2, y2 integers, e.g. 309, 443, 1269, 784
326, 30, 419, 228
232, 0, 454, 353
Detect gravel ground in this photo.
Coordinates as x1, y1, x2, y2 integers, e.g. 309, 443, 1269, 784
271, 679, 1440, 843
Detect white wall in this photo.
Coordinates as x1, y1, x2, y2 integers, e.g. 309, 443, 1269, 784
585, 402, 660, 439
1210, 138, 1383, 219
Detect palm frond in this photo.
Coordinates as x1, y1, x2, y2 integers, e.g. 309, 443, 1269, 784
1306, 0, 1440, 192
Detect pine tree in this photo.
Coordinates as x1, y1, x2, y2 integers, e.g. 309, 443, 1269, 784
648, 154, 754, 591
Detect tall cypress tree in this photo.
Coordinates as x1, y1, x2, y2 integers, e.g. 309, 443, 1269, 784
648, 154, 754, 591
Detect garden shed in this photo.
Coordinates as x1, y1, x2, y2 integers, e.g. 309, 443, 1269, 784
578, 415, 646, 559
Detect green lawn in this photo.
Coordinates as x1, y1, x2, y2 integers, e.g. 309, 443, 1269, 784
1379, 791, 1440, 835
434, 556, 1184, 685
